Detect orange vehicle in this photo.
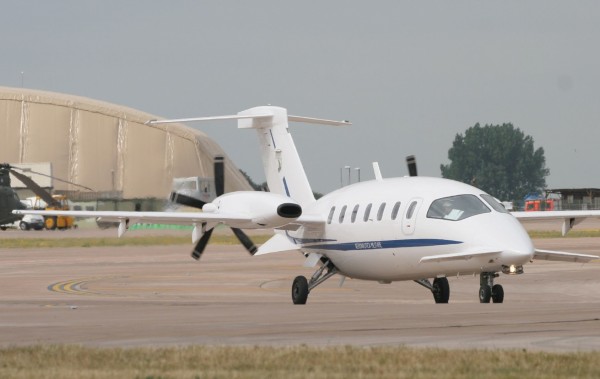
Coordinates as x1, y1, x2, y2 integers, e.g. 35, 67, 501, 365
34, 195, 75, 230
524, 199, 555, 211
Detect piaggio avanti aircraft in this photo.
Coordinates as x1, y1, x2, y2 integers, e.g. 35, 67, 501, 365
1, 163, 92, 230
15, 106, 600, 304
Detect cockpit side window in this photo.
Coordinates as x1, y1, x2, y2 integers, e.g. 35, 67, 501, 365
427, 194, 491, 221
481, 194, 509, 213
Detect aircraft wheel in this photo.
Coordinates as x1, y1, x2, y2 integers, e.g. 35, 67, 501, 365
432, 277, 450, 303
291, 276, 309, 305
492, 284, 504, 303
19, 222, 29, 231
0, 226, 6, 231
479, 285, 492, 303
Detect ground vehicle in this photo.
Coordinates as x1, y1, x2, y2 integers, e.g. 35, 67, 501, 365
524, 199, 555, 211
33, 195, 75, 230
18, 214, 45, 230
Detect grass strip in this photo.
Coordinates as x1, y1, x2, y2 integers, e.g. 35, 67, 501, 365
0, 345, 599, 379
0, 234, 272, 249
527, 229, 600, 238
1, 230, 599, 249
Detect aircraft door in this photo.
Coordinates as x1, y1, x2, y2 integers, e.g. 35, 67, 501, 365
402, 198, 422, 235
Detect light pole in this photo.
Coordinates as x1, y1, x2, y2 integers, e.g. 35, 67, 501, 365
345, 166, 351, 185
355, 167, 361, 182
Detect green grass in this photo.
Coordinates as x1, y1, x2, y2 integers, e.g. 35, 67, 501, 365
0, 345, 599, 379
1, 229, 599, 249
0, 234, 272, 249
527, 229, 600, 239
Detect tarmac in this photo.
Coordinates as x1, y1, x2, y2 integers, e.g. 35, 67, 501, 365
1, 223, 600, 352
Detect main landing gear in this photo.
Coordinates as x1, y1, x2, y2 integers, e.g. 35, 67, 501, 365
414, 278, 450, 303
479, 272, 504, 303
291, 259, 339, 304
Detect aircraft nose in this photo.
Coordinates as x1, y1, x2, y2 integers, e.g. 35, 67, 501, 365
494, 215, 535, 264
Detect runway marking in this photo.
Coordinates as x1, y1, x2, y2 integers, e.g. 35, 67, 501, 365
47, 277, 125, 296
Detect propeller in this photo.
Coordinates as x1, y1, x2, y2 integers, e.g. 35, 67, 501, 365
169, 156, 258, 260
406, 155, 418, 177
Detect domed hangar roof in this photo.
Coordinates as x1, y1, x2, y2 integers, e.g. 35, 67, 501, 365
0, 86, 251, 199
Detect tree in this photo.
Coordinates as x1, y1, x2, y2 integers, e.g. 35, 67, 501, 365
440, 123, 549, 201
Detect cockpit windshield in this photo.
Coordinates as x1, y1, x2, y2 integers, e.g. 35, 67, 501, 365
427, 194, 491, 221
480, 194, 509, 213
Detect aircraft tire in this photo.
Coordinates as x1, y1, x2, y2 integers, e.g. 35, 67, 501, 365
291, 276, 309, 305
491, 284, 504, 303
479, 285, 492, 303
19, 222, 29, 231
432, 277, 450, 303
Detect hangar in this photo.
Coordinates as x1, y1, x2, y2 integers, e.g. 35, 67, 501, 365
0, 86, 251, 210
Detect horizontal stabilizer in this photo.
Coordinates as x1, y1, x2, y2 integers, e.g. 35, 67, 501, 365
420, 249, 501, 263
255, 233, 300, 255
534, 249, 599, 263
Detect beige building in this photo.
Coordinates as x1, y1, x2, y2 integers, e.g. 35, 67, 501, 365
0, 86, 251, 208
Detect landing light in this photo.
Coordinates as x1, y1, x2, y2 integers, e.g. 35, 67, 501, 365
502, 265, 524, 275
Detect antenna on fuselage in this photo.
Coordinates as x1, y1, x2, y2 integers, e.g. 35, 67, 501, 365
372, 162, 383, 181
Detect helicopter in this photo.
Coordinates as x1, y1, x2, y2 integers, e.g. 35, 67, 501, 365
0, 163, 92, 230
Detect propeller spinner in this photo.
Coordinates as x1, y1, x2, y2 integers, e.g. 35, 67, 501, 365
169, 156, 258, 260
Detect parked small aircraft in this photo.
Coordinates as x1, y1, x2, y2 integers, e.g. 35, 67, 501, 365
15, 106, 599, 304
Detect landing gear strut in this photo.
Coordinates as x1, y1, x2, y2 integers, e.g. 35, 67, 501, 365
291, 259, 339, 304
414, 277, 450, 303
479, 272, 504, 303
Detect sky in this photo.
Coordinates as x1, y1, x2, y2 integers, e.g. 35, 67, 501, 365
1, 1, 599, 195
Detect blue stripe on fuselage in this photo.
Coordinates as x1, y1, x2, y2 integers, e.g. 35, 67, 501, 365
283, 177, 290, 197
304, 239, 461, 251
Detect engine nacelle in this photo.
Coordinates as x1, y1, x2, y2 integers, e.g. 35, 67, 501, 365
203, 191, 302, 229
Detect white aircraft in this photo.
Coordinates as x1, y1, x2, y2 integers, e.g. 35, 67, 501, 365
14, 106, 600, 304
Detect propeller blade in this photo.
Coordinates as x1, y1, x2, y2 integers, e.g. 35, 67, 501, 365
9, 169, 57, 206
231, 227, 258, 255
169, 191, 206, 210
406, 155, 418, 177
11, 165, 93, 191
191, 227, 214, 260
214, 156, 225, 197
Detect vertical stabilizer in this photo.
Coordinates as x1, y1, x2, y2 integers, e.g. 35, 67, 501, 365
238, 106, 316, 206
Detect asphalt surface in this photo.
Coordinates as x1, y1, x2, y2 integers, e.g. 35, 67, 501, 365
1, 225, 600, 352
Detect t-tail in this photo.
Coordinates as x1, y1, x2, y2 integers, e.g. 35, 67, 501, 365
237, 106, 350, 206
146, 105, 350, 207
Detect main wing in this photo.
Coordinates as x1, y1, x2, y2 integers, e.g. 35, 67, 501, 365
513, 210, 600, 262
513, 210, 600, 236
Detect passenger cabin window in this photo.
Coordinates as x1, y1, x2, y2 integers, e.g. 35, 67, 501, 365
363, 203, 372, 222
339, 205, 347, 223
377, 203, 386, 221
351, 204, 360, 223
391, 201, 401, 220
481, 194, 509, 213
327, 206, 336, 224
427, 194, 491, 221
406, 201, 417, 219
